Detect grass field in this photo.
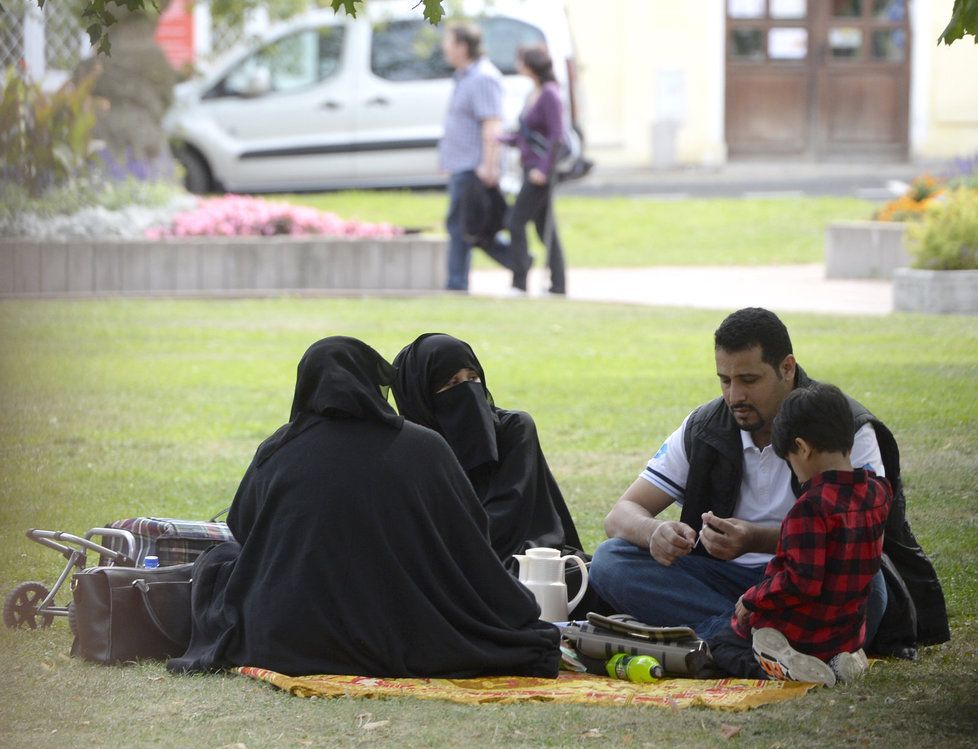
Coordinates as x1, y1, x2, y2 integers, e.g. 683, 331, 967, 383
1, 297, 976, 748
276, 191, 876, 268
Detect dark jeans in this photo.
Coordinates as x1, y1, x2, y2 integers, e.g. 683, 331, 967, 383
446, 170, 475, 291
707, 623, 769, 680
509, 174, 565, 293
446, 170, 514, 290
589, 537, 889, 644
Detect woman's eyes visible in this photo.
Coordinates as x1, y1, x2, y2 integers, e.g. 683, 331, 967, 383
440, 372, 481, 391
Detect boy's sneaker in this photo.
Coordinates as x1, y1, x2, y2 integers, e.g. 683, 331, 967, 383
828, 649, 869, 684
751, 628, 837, 687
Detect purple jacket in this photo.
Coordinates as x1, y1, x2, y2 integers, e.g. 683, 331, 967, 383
500, 82, 564, 179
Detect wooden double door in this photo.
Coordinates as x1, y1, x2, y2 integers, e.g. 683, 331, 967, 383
725, 0, 911, 160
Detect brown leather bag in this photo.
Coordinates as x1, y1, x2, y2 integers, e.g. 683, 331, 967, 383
69, 563, 193, 664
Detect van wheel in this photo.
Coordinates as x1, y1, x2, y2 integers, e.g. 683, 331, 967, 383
175, 147, 213, 194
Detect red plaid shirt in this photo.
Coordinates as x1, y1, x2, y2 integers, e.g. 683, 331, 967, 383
733, 469, 892, 660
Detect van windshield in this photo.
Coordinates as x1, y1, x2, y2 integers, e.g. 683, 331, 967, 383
370, 17, 545, 81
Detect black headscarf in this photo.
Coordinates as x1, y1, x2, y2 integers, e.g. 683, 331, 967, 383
391, 333, 585, 571
255, 336, 402, 468
392, 333, 499, 471
169, 336, 559, 678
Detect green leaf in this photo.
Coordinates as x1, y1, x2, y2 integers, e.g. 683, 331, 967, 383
939, 0, 978, 45
421, 0, 445, 25
330, 0, 359, 19
85, 23, 102, 47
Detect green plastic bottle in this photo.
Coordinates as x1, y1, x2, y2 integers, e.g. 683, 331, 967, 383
605, 653, 664, 683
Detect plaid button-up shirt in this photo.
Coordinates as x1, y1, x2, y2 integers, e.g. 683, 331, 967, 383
438, 57, 503, 174
734, 469, 892, 660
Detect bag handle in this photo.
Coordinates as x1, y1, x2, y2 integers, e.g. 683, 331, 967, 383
209, 507, 229, 522
133, 579, 188, 648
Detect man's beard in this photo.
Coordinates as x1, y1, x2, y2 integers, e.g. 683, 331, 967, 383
729, 404, 764, 432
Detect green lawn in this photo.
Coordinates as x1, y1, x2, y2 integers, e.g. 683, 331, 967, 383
276, 191, 876, 267
1, 298, 976, 748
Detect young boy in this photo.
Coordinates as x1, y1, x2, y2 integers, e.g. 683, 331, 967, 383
707, 383, 893, 686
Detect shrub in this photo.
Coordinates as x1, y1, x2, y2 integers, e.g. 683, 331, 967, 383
908, 187, 978, 270
0, 65, 102, 196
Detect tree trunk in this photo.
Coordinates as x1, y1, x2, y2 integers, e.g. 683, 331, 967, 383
75, 6, 177, 170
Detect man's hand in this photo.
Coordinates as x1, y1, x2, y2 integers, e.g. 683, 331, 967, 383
649, 520, 697, 566
735, 595, 750, 628
476, 162, 499, 187
698, 511, 756, 561
527, 167, 548, 186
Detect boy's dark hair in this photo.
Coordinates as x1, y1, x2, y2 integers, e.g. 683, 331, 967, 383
447, 21, 483, 60
714, 307, 793, 370
772, 383, 855, 459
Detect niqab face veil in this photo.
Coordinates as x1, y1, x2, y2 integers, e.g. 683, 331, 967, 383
392, 333, 498, 470
258, 336, 402, 465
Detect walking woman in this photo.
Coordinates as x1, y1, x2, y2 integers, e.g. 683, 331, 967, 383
500, 43, 567, 295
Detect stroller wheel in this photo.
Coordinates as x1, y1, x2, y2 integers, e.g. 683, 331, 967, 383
3, 581, 55, 629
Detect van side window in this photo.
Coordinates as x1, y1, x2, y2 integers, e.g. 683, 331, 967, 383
217, 26, 345, 97
480, 17, 545, 75
371, 20, 452, 81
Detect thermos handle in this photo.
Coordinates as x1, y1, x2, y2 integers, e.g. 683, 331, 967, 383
562, 554, 589, 614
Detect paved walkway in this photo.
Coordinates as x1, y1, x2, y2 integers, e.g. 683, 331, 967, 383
469, 264, 894, 316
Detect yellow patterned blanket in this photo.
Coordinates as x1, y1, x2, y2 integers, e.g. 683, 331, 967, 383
237, 667, 815, 712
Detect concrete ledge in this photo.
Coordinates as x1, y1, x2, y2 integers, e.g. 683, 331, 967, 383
893, 268, 978, 315
825, 221, 909, 279
0, 235, 447, 297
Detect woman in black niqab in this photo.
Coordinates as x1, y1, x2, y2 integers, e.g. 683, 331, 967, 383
168, 336, 559, 678
391, 333, 585, 573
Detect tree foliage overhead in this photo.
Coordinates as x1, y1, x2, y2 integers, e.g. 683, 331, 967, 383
939, 0, 978, 44
31, 0, 448, 55
22, 0, 978, 54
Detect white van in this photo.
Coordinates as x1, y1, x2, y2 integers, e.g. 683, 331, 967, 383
164, 0, 588, 193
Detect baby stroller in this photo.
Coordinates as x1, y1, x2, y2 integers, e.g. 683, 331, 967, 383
3, 515, 234, 631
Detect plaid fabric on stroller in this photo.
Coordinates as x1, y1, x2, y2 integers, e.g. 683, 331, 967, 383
98, 517, 235, 567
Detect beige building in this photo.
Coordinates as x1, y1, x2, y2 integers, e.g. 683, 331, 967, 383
565, 0, 978, 167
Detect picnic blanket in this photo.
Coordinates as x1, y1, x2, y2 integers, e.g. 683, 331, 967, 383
237, 667, 815, 712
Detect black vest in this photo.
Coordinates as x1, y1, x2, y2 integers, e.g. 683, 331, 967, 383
679, 365, 950, 652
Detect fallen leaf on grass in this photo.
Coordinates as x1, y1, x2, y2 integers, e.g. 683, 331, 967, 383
361, 720, 390, 731
215, 743, 247, 749
581, 728, 602, 738
720, 724, 742, 740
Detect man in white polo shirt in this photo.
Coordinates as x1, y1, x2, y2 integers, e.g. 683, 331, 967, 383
589, 308, 891, 643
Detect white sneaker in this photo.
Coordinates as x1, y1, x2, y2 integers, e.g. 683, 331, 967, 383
505, 287, 528, 297
751, 628, 837, 687
829, 649, 869, 684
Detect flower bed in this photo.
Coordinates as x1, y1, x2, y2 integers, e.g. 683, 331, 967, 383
2, 195, 445, 298
826, 160, 978, 280
144, 195, 403, 240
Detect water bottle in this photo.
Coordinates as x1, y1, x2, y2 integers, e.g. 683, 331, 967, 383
605, 653, 664, 683
143, 555, 159, 569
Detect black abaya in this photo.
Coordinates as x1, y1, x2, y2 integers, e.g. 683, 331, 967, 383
168, 337, 559, 678
391, 333, 584, 573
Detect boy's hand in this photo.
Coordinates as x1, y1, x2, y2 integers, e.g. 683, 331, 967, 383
735, 596, 750, 627
649, 521, 697, 566
698, 512, 754, 560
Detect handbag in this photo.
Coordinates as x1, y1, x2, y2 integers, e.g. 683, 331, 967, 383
69, 563, 193, 664
558, 613, 715, 677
